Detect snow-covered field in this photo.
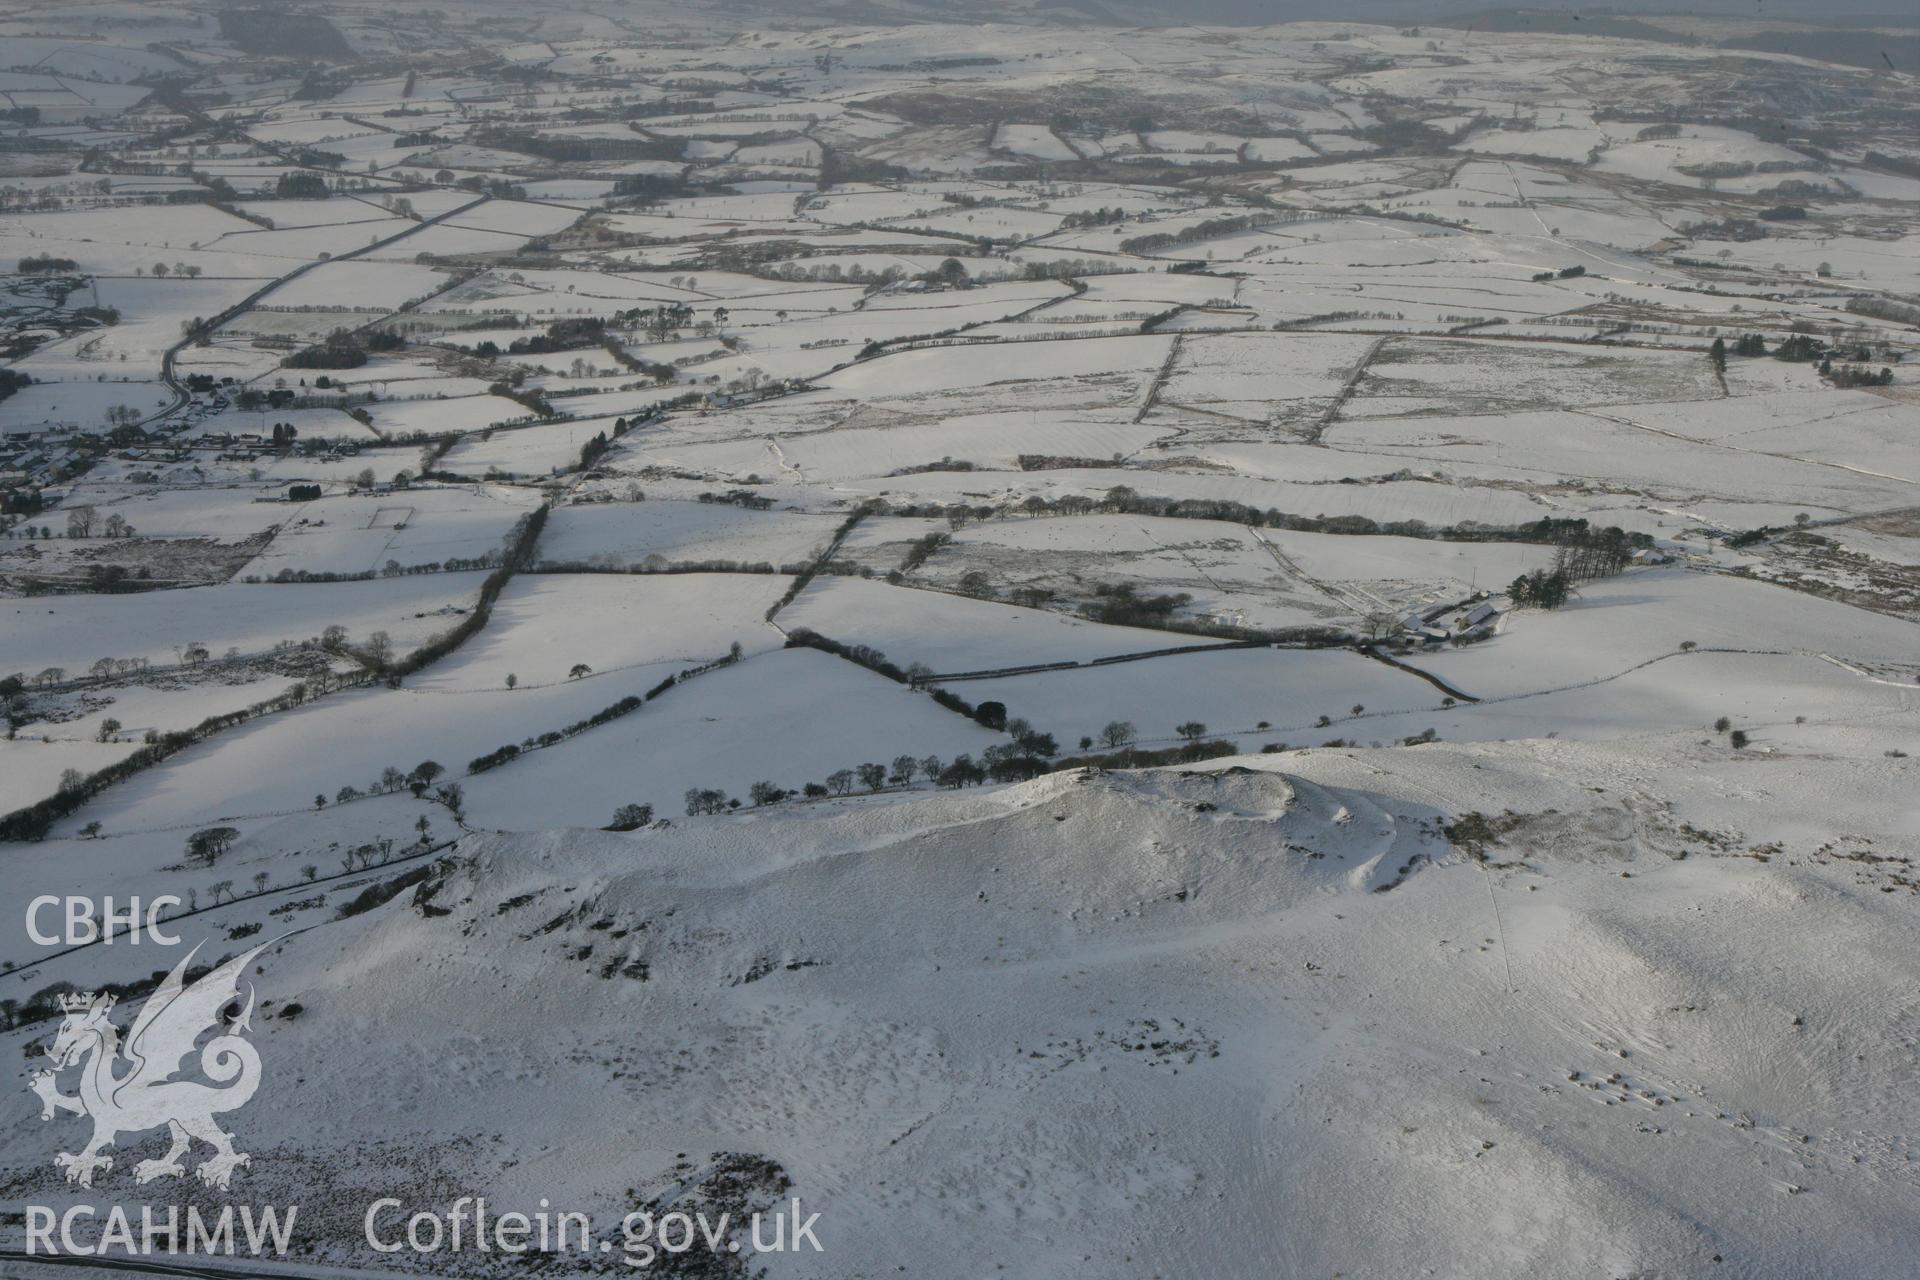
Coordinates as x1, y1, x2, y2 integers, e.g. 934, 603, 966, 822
3, 573, 488, 672
408, 572, 789, 693
235, 486, 542, 578
537, 500, 842, 570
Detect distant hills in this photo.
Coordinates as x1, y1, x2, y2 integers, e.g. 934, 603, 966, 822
1428, 9, 1920, 74
1087, 1, 1917, 33
217, 8, 353, 58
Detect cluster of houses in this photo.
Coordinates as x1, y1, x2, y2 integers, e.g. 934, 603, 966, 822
1, 425, 91, 491
195, 430, 364, 463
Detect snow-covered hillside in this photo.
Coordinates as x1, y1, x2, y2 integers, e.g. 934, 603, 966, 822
9, 742, 1920, 1277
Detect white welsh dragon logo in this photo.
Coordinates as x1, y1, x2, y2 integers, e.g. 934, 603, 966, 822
29, 942, 267, 1190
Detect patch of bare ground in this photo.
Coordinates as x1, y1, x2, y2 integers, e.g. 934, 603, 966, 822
1742, 530, 1920, 619
0, 533, 273, 592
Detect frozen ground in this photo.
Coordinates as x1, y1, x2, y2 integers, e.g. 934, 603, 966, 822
4, 5, 1920, 1276
7, 741, 1920, 1279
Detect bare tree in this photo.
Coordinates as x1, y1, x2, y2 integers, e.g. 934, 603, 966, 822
182, 825, 239, 867
683, 788, 729, 816
409, 761, 444, 795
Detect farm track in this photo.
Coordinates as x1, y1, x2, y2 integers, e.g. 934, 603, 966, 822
1133, 332, 1184, 423
766, 436, 804, 481
1135, 522, 1228, 592
1306, 333, 1389, 445
1575, 407, 1920, 488
1245, 525, 1379, 615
